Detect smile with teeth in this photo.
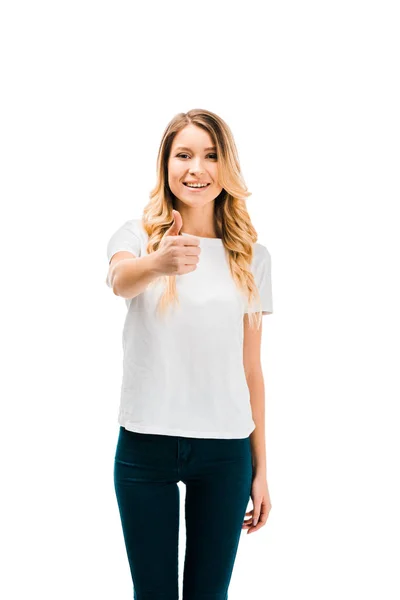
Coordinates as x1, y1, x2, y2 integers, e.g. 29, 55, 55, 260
183, 182, 210, 188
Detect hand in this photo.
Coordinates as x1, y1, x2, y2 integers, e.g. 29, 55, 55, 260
242, 474, 272, 535
156, 209, 201, 276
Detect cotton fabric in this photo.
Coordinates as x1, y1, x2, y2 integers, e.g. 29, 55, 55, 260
106, 218, 273, 439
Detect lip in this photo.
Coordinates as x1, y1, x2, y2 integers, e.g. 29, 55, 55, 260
182, 182, 211, 192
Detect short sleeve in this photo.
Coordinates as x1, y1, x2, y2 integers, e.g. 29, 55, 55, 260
106, 219, 142, 287
107, 220, 142, 263
244, 244, 273, 315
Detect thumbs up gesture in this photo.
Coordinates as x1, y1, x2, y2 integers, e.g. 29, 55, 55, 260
156, 210, 201, 276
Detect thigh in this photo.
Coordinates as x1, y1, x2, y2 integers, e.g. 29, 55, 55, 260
113, 426, 180, 600
182, 436, 253, 600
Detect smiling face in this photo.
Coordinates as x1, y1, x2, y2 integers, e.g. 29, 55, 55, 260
167, 124, 223, 206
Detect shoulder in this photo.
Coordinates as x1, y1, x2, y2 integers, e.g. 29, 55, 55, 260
114, 218, 147, 239
124, 217, 144, 234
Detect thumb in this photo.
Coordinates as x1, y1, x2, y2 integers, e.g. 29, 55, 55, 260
164, 209, 183, 237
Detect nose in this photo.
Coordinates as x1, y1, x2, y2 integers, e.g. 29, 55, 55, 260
189, 158, 205, 175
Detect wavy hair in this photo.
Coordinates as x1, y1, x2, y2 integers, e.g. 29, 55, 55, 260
141, 108, 264, 329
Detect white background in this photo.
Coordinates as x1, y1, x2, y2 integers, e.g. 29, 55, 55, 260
1, 1, 399, 598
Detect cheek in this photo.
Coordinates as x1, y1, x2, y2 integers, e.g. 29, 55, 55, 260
210, 166, 220, 184
169, 164, 183, 180
168, 169, 179, 186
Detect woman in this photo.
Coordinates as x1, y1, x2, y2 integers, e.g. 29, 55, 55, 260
106, 108, 273, 600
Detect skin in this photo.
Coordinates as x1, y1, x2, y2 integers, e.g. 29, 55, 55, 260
167, 124, 272, 535
167, 123, 223, 238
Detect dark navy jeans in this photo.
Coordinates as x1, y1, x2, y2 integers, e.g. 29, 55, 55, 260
114, 425, 254, 600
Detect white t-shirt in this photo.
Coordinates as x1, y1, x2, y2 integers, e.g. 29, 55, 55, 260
106, 218, 273, 439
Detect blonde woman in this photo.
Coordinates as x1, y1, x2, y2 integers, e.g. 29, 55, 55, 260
106, 108, 273, 600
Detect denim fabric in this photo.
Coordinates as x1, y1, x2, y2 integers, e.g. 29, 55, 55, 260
114, 425, 254, 600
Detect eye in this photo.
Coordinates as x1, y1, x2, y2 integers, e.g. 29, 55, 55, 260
176, 153, 218, 159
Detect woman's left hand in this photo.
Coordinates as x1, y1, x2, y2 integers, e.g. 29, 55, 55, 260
242, 474, 272, 534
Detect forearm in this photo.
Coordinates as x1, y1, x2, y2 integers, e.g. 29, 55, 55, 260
112, 252, 163, 299
247, 370, 267, 477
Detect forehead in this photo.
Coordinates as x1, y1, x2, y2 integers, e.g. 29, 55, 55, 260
171, 124, 215, 150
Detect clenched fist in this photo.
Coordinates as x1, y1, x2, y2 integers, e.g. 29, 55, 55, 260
155, 210, 201, 276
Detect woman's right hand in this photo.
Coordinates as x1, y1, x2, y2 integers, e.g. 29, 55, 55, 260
155, 209, 201, 276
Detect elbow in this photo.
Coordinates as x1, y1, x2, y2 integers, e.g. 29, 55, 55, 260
110, 269, 139, 300
244, 365, 263, 385
112, 276, 132, 299
112, 276, 122, 297
110, 270, 121, 296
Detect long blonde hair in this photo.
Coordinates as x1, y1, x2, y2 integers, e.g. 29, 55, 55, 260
142, 108, 264, 329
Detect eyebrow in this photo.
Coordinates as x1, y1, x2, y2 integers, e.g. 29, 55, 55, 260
175, 146, 217, 152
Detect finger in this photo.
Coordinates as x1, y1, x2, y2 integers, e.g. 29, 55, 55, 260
180, 235, 201, 249
247, 524, 263, 534
242, 521, 252, 528
181, 239, 201, 252
246, 514, 269, 533
242, 515, 258, 526
247, 518, 266, 533
164, 210, 183, 236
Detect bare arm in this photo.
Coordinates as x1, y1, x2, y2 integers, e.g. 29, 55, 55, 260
243, 313, 267, 477
107, 212, 200, 300
247, 371, 267, 476
109, 252, 164, 299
